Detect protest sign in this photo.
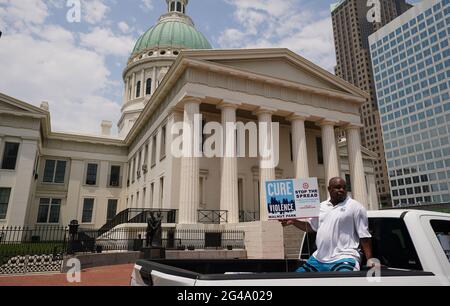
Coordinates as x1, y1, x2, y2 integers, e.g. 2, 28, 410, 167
265, 178, 321, 220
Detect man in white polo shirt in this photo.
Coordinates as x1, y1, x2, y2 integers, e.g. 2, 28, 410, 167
282, 177, 375, 272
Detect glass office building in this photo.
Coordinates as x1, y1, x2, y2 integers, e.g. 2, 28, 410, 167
369, 0, 450, 206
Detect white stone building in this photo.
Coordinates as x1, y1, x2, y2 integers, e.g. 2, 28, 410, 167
0, 0, 379, 240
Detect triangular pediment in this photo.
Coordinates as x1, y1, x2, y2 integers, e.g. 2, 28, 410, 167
181, 49, 368, 99
214, 58, 346, 92
0, 92, 48, 116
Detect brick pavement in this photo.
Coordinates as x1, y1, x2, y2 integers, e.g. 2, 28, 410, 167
0, 264, 134, 286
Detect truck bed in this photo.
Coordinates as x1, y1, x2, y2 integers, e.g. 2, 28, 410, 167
134, 259, 438, 286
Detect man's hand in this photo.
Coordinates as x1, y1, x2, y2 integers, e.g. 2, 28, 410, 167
280, 220, 296, 227
279, 219, 313, 233
366, 258, 382, 269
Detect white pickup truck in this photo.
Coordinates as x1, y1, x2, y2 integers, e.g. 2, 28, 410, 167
131, 210, 450, 286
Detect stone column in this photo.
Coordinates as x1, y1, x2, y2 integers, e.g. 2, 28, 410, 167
257, 109, 276, 222
318, 120, 340, 185
366, 173, 378, 211
167, 107, 184, 212
219, 104, 239, 224
289, 114, 310, 178
346, 124, 369, 208
178, 99, 201, 224
124, 77, 130, 104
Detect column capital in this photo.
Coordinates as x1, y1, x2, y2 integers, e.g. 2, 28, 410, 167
316, 119, 339, 127
287, 112, 310, 122
180, 96, 202, 106
254, 107, 277, 117
217, 101, 241, 110
168, 106, 184, 116
344, 123, 365, 131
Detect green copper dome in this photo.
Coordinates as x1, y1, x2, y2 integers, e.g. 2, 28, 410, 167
132, 19, 212, 55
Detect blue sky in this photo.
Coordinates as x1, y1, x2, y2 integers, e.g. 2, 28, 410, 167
0, 0, 419, 135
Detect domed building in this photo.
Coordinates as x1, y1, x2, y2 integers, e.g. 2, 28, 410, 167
0, 0, 379, 261
119, 0, 212, 137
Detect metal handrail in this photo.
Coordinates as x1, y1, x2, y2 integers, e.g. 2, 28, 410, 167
97, 208, 178, 236
198, 210, 228, 224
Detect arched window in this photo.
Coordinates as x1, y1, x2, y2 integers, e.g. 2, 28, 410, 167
176, 2, 182, 12
182, 5, 185, 14
146, 78, 152, 95
170, 1, 175, 12
136, 81, 141, 98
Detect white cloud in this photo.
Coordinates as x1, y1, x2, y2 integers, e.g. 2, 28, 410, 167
0, 31, 121, 134
80, 27, 136, 57
0, 0, 127, 135
0, 0, 50, 31
140, 0, 154, 11
219, 0, 336, 72
118, 21, 131, 34
83, 0, 110, 24
0, 0, 157, 136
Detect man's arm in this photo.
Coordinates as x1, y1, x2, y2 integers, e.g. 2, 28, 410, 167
281, 220, 315, 233
360, 238, 374, 264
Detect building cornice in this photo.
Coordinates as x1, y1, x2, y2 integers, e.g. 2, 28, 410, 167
178, 48, 370, 100
124, 48, 369, 145
184, 58, 367, 103
47, 132, 126, 147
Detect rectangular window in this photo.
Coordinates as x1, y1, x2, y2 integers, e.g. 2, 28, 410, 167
316, 138, 324, 165
0, 188, 11, 220
150, 183, 155, 208
430, 220, 450, 263
109, 165, 121, 187
86, 163, 98, 185
160, 126, 167, 160
144, 144, 149, 167
159, 177, 164, 208
137, 151, 142, 176
1, 142, 20, 170
289, 133, 293, 162
151, 135, 157, 167
82, 198, 94, 223
132, 157, 136, 183
37, 198, 61, 224
345, 174, 352, 192
107, 199, 118, 222
43, 160, 67, 184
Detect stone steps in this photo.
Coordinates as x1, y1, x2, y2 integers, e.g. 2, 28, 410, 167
282, 225, 305, 259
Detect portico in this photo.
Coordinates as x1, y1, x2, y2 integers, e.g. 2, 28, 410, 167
159, 48, 371, 224
175, 100, 369, 224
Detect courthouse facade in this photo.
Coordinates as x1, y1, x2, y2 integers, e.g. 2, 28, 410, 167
0, 0, 379, 230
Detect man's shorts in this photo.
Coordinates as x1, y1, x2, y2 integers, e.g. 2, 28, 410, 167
296, 256, 360, 273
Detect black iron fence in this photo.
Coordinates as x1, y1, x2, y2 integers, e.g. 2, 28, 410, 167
75, 227, 245, 253
198, 210, 228, 224
98, 209, 178, 236
174, 229, 245, 250
239, 211, 259, 223
0, 225, 246, 265
0, 226, 68, 266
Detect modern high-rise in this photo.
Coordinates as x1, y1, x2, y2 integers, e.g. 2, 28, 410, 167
369, 0, 450, 206
332, 0, 413, 207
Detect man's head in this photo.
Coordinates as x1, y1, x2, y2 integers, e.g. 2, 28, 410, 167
328, 177, 348, 204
